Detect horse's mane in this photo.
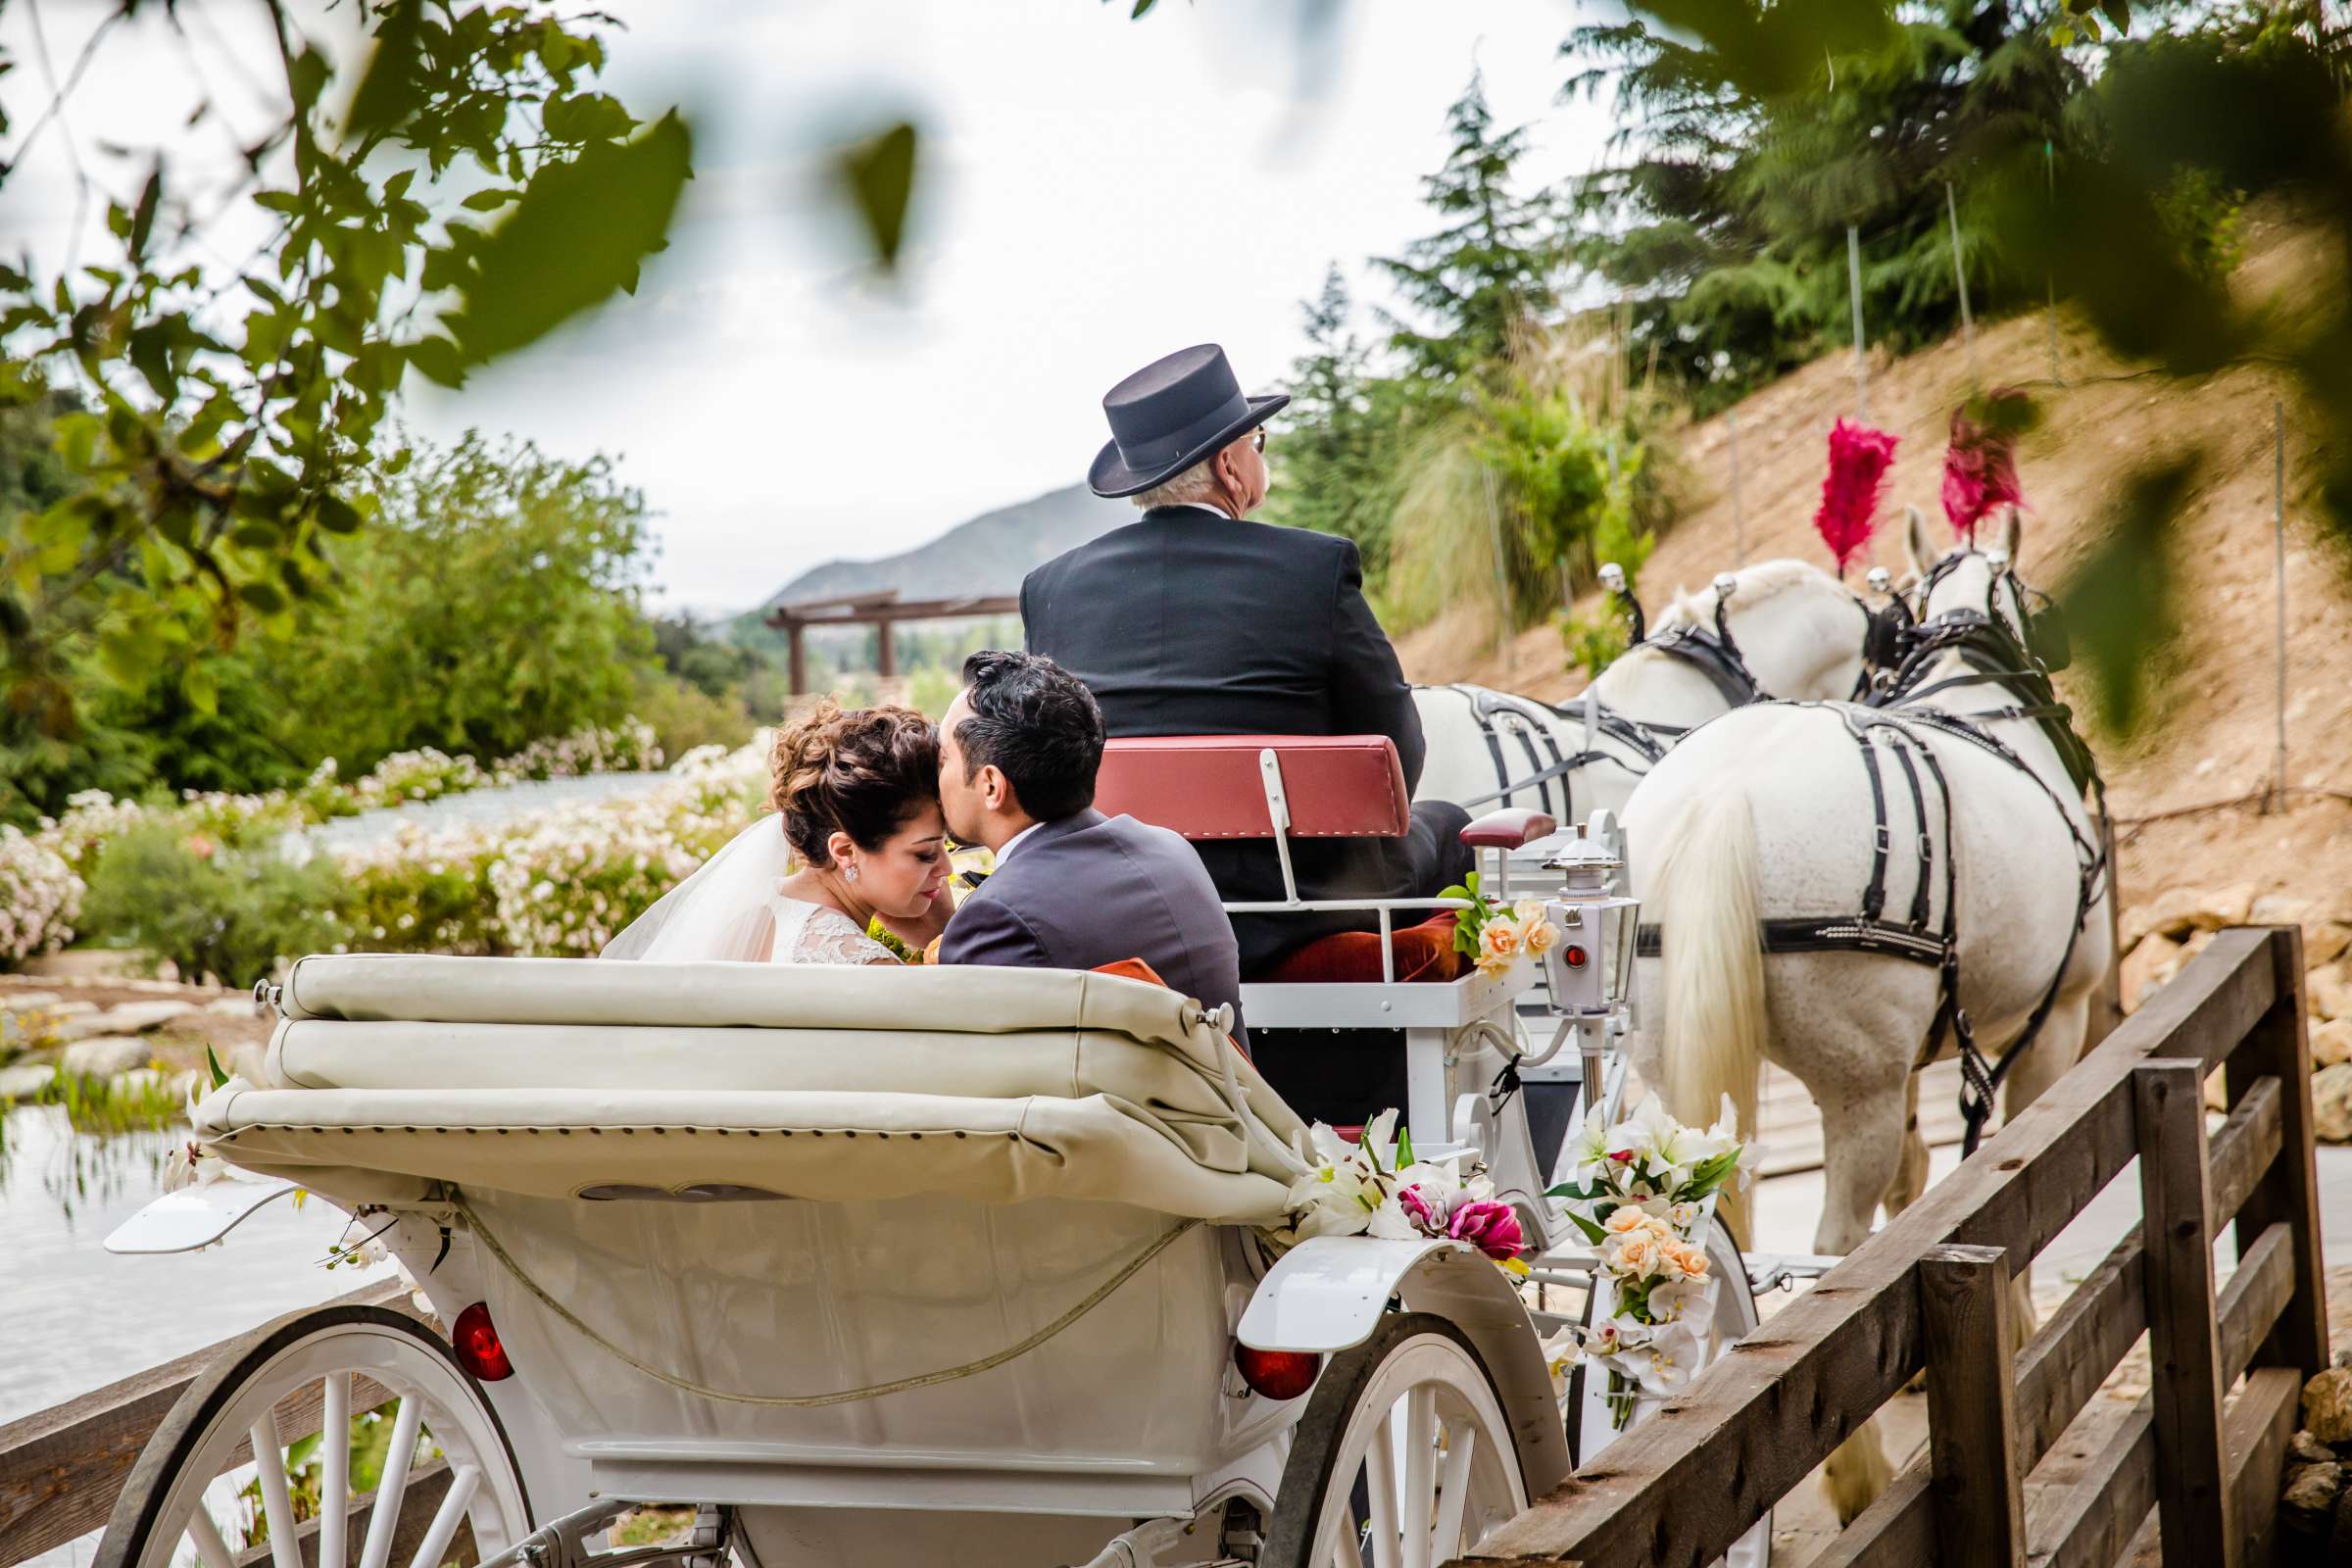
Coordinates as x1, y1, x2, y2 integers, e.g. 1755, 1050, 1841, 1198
1651, 558, 1831, 630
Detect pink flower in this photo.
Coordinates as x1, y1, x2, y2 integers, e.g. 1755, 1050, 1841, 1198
1448, 1199, 1525, 1261
1397, 1184, 1447, 1237
1813, 419, 1899, 577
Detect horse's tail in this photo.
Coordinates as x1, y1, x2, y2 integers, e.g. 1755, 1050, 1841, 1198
1651, 782, 1768, 1241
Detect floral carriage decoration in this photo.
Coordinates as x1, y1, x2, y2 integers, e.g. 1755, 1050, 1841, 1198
1546, 1095, 1756, 1427
1272, 1109, 1529, 1265
1436, 870, 1560, 978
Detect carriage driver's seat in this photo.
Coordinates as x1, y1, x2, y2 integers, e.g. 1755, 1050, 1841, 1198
1094, 735, 1554, 1124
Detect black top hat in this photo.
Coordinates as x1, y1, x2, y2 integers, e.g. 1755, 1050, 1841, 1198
1089, 344, 1289, 499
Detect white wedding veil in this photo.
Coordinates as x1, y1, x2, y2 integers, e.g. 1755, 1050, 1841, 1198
600, 812, 794, 962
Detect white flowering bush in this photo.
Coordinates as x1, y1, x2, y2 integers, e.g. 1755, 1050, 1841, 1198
351, 748, 490, 808
491, 717, 663, 783
0, 825, 83, 963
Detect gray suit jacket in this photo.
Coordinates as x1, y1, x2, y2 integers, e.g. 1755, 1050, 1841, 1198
937, 808, 1246, 1047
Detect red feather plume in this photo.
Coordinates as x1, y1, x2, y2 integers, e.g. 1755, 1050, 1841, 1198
1814, 419, 1899, 577
1940, 403, 2023, 542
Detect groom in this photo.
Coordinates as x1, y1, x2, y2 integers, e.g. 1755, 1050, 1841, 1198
933, 649, 1247, 1044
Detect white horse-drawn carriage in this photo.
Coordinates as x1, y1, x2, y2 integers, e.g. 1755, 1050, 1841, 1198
92, 525, 2101, 1565
97, 722, 1782, 1568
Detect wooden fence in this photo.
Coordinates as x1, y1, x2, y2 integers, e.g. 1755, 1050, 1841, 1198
1462, 924, 2328, 1568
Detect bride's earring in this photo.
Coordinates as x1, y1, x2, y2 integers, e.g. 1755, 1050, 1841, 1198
843, 860, 860, 884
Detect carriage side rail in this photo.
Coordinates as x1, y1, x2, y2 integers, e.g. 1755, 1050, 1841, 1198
0, 1279, 442, 1568
1458, 924, 2326, 1568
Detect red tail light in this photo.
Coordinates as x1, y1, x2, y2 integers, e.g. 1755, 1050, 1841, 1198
1562, 944, 1589, 969
1234, 1344, 1320, 1400
452, 1301, 514, 1382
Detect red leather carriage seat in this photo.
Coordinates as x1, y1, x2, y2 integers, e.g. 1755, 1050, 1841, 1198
1096, 735, 1480, 985
1096, 734, 1411, 841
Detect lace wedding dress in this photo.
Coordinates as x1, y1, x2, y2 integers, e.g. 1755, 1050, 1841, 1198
768, 896, 897, 965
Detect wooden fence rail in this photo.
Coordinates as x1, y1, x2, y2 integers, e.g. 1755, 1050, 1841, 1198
1461, 924, 2326, 1568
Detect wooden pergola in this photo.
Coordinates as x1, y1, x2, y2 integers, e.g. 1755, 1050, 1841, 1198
762, 589, 1020, 695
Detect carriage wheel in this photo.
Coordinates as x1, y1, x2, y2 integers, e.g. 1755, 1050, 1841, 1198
95, 1303, 531, 1568
1261, 1312, 1530, 1568
1562, 1213, 1772, 1567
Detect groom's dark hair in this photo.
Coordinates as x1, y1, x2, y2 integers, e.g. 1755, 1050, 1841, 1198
956, 650, 1104, 821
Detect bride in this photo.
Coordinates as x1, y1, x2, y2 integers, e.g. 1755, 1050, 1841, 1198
602, 700, 955, 965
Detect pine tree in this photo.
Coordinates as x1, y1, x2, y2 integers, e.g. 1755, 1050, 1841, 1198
1372, 73, 1563, 385
1267, 266, 1400, 568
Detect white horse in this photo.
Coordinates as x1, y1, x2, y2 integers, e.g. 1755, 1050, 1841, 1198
1413, 558, 1874, 823
1624, 508, 2113, 1520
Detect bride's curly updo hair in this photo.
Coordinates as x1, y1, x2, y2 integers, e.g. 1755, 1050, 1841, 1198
767, 700, 941, 868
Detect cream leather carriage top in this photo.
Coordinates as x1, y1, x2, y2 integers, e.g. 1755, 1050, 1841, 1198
195, 954, 1310, 1224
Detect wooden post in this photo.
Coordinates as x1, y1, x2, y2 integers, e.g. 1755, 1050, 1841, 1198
876, 619, 897, 680
1920, 1244, 2028, 1568
786, 620, 808, 696
2135, 1056, 2235, 1568
2226, 925, 2328, 1379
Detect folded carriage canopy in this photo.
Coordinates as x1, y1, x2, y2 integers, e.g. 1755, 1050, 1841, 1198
199, 954, 1308, 1222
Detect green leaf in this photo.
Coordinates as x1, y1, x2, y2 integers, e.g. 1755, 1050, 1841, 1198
2097, 0, 2131, 33
460, 188, 518, 212
345, 1, 425, 141
180, 661, 219, 716
2060, 457, 2191, 736
316, 493, 364, 535
829, 121, 919, 269
1557, 1205, 1609, 1246
129, 170, 162, 260
237, 581, 287, 613
444, 112, 692, 368
207, 1045, 231, 1091
289, 46, 330, 113
1394, 1125, 1415, 1169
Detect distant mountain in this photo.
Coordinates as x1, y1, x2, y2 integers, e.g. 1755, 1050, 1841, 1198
753, 483, 1133, 614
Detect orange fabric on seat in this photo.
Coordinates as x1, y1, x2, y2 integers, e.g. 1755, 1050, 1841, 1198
1256, 914, 1464, 985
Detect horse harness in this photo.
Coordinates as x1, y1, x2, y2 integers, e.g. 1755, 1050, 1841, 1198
1454, 587, 1765, 815
1639, 570, 2109, 1157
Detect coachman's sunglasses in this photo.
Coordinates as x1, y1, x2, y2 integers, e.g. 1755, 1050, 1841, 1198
1250, 426, 1267, 454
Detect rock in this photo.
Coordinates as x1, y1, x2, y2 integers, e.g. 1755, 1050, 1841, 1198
2292, 1430, 2341, 1464
2312, 1066, 2352, 1145
2282, 1461, 2344, 1539
205, 996, 256, 1017
2311, 922, 2352, 967
2306, 1367, 2352, 1443
2253, 893, 2316, 927
0, 990, 65, 1011
2123, 933, 2184, 1010
17, 950, 173, 981
2316, 1018, 2352, 1070
2312, 963, 2352, 1024
0, 1062, 55, 1100
2143, 883, 2256, 942
58, 1036, 153, 1077
103, 1000, 197, 1033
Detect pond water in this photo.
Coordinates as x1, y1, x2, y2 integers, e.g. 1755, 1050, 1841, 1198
0, 1104, 394, 1430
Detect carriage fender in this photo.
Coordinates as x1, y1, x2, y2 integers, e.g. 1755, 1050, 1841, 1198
1238, 1236, 1572, 1498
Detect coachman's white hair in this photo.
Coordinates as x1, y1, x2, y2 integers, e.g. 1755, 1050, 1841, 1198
1130, 458, 1229, 511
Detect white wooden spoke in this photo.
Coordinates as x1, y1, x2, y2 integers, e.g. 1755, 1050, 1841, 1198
1431, 1417, 1478, 1554
405, 1463, 479, 1568
319, 1372, 351, 1568
247, 1408, 302, 1568
357, 1396, 423, 1568
1400, 1387, 1436, 1568
1363, 1403, 1403, 1568
186, 1502, 238, 1568
1328, 1504, 1364, 1568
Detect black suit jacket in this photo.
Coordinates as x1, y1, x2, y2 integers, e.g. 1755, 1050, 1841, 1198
1023, 508, 1451, 969
1023, 506, 1426, 783
935, 808, 1246, 1046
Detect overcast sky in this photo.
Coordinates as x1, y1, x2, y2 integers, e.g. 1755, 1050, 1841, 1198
1, 1, 1610, 613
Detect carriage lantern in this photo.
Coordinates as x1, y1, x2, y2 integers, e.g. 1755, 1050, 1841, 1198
1540, 827, 1640, 1024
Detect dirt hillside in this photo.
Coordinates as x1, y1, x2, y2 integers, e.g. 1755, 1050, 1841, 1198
1397, 213, 2352, 933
